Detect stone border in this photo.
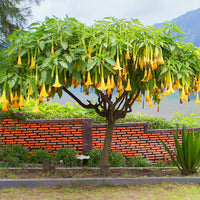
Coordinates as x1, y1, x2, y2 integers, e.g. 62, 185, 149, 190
1, 177, 200, 189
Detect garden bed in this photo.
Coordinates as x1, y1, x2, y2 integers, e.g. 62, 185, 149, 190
0, 167, 188, 179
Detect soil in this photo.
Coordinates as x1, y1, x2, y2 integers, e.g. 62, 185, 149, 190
0, 167, 188, 179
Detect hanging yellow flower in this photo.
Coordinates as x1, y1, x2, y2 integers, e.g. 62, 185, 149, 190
147, 67, 152, 81
19, 95, 25, 107
125, 78, 132, 91
157, 92, 163, 99
40, 83, 48, 97
111, 74, 115, 89
51, 45, 55, 56
113, 56, 122, 71
125, 51, 131, 60
106, 88, 112, 95
30, 56, 35, 68
32, 100, 40, 113
148, 98, 153, 108
163, 89, 170, 97
53, 75, 62, 88
146, 90, 150, 102
97, 77, 108, 91
195, 92, 200, 103
2, 102, 9, 112
141, 68, 147, 82
17, 55, 22, 65
0, 90, 8, 103
136, 93, 142, 102
85, 71, 93, 86
180, 87, 187, 100
117, 80, 124, 91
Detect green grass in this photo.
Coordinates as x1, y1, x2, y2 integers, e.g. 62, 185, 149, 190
0, 183, 200, 200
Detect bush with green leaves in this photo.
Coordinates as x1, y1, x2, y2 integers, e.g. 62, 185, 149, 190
87, 149, 102, 167
53, 147, 78, 167
29, 148, 51, 164
1, 100, 200, 129
159, 127, 200, 175
0, 144, 28, 166
109, 151, 126, 167
126, 156, 153, 167
87, 149, 126, 167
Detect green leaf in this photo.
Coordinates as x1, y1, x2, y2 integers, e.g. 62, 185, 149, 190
104, 63, 116, 74
104, 56, 116, 66
72, 70, 82, 83
59, 61, 68, 69
64, 54, 73, 63
39, 41, 45, 51
41, 70, 47, 83
40, 57, 52, 68
8, 76, 18, 88
61, 41, 68, 50
87, 60, 97, 71
0, 76, 7, 84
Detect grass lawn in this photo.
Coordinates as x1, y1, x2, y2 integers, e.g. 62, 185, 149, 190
0, 182, 200, 200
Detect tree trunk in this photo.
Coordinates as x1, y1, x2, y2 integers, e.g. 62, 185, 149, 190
100, 119, 115, 174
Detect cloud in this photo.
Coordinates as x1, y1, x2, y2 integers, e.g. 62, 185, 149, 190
29, 0, 200, 26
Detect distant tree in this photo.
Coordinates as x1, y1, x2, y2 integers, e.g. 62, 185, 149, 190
0, 0, 42, 46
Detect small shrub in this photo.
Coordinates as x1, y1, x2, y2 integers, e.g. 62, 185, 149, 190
126, 156, 153, 167
109, 151, 126, 167
0, 144, 28, 166
53, 147, 78, 167
29, 148, 51, 164
87, 149, 126, 167
87, 149, 102, 167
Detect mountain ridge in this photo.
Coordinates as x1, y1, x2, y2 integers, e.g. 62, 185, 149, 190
154, 8, 200, 47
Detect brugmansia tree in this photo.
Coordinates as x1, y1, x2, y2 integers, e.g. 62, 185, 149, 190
0, 16, 200, 172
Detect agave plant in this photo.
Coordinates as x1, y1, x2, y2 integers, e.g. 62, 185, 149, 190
159, 127, 200, 175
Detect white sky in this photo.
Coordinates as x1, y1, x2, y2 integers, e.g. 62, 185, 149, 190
29, 0, 200, 26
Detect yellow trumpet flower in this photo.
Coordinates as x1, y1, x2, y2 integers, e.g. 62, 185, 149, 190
136, 93, 142, 102
117, 80, 124, 91
106, 88, 113, 95
53, 75, 62, 88
157, 92, 163, 99
113, 56, 122, 71
30, 56, 35, 68
125, 51, 131, 60
28, 85, 33, 96
0, 90, 8, 103
111, 74, 115, 88
32, 100, 40, 113
51, 45, 55, 56
39, 95, 43, 103
2, 102, 9, 112
180, 87, 187, 100
141, 68, 147, 82
163, 89, 170, 97
17, 55, 22, 65
146, 90, 150, 102
106, 75, 112, 88
97, 77, 107, 91
148, 98, 153, 108
154, 47, 159, 59
40, 83, 48, 97
19, 95, 25, 107
85, 71, 93, 86
147, 67, 152, 81
168, 81, 175, 94
125, 78, 132, 91
10, 90, 14, 105
195, 92, 200, 103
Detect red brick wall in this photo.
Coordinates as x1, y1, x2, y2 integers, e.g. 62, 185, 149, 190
0, 118, 92, 154
92, 123, 199, 163
1, 117, 199, 163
